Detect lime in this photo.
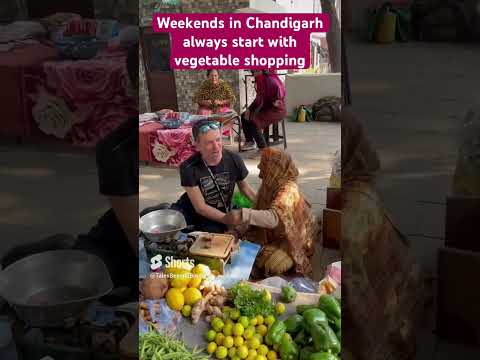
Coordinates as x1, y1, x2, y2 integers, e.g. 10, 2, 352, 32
181, 305, 192, 317
228, 347, 237, 358
216, 345, 228, 359
265, 315, 276, 327
262, 290, 272, 303
225, 319, 235, 327
237, 345, 249, 359
257, 345, 269, 356
207, 342, 217, 354
255, 355, 267, 360
206, 329, 217, 342
273, 343, 279, 352
223, 305, 232, 313
213, 319, 225, 332
275, 303, 286, 316
249, 317, 258, 326
246, 355, 257, 360
266, 350, 278, 360
224, 336, 234, 349
211, 316, 222, 325
247, 337, 260, 350
215, 333, 225, 346
234, 336, 245, 347
248, 349, 258, 359
223, 323, 233, 336
253, 334, 263, 344
232, 357, 241, 360
239, 316, 250, 328
243, 327, 255, 340
233, 323, 245, 337
255, 315, 264, 326
230, 309, 241, 320
282, 333, 292, 342
256, 324, 268, 337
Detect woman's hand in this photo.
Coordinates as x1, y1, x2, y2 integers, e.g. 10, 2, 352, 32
223, 209, 243, 225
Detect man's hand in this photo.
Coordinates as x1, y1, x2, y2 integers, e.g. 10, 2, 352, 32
223, 209, 243, 225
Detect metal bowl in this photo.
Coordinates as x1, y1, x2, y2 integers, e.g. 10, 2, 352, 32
139, 209, 187, 243
0, 250, 113, 327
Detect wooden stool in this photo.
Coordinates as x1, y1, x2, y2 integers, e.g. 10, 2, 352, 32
263, 118, 287, 149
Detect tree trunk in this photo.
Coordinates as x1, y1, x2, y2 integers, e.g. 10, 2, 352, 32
320, 0, 341, 73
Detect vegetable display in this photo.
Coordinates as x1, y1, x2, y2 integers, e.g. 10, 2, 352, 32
139, 326, 208, 360
229, 282, 275, 318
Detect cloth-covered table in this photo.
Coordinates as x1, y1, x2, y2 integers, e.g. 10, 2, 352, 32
22, 47, 137, 146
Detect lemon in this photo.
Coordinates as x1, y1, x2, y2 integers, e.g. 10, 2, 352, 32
188, 276, 202, 288
234, 336, 244, 347
213, 319, 225, 332
237, 345, 249, 359
170, 269, 192, 288
256, 324, 268, 337
243, 327, 255, 340
223, 323, 233, 336
223, 336, 234, 348
275, 303, 285, 315
266, 351, 277, 360
230, 309, 240, 320
247, 355, 257, 360
253, 334, 263, 344
239, 316, 250, 328
248, 349, 258, 359
216, 345, 228, 359
181, 305, 192, 317
166, 288, 184, 311
247, 337, 260, 350
228, 347, 237, 358
233, 323, 244, 337
255, 315, 264, 326
249, 317, 258, 326
191, 263, 210, 277
255, 355, 267, 360
265, 315, 276, 327
207, 342, 217, 354
257, 345, 269, 356
262, 290, 272, 303
183, 288, 202, 306
215, 333, 225, 346
206, 330, 217, 342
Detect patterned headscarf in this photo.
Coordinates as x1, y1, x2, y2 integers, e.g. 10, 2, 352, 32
341, 108, 380, 185
253, 148, 316, 274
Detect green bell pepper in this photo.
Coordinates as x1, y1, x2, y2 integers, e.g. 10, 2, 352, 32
318, 295, 341, 320
266, 320, 287, 345
310, 323, 341, 354
299, 347, 315, 360
303, 309, 328, 328
279, 338, 299, 360
285, 314, 304, 335
329, 316, 341, 332
281, 284, 297, 303
336, 328, 341, 342
309, 352, 339, 360
296, 304, 318, 315
294, 329, 307, 347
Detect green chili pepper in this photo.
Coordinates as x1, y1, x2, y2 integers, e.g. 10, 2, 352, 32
296, 304, 318, 315
308, 352, 339, 360
318, 295, 341, 320
279, 338, 299, 360
266, 320, 287, 345
285, 314, 304, 335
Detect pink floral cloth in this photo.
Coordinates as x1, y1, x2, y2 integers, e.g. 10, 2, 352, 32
24, 49, 137, 146
150, 125, 197, 168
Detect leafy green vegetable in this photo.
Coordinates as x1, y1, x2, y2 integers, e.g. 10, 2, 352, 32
139, 325, 208, 360
229, 283, 275, 317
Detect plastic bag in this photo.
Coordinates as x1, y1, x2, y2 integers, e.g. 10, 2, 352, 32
453, 107, 480, 196
288, 277, 319, 294
258, 276, 289, 289
139, 299, 182, 335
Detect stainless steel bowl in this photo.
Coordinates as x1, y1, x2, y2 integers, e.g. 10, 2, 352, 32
0, 250, 113, 327
139, 209, 187, 243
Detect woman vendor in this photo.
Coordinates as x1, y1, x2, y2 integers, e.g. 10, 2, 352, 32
224, 148, 317, 277
193, 69, 236, 115
241, 70, 286, 152
341, 108, 427, 360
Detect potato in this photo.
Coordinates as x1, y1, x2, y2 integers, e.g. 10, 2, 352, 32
141, 274, 169, 299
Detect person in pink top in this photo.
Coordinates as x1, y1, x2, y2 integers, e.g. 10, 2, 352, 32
241, 70, 286, 151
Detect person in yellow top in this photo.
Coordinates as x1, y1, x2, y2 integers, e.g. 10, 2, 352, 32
193, 69, 236, 115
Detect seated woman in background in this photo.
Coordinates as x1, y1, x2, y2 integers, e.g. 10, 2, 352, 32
193, 69, 236, 115
341, 108, 427, 360
225, 148, 317, 277
241, 70, 286, 152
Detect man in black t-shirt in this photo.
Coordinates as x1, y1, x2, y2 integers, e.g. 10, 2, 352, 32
171, 119, 257, 233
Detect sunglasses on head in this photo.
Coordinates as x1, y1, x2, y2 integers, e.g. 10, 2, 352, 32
198, 121, 220, 134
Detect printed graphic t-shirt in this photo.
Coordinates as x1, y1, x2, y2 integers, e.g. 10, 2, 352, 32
180, 150, 248, 211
